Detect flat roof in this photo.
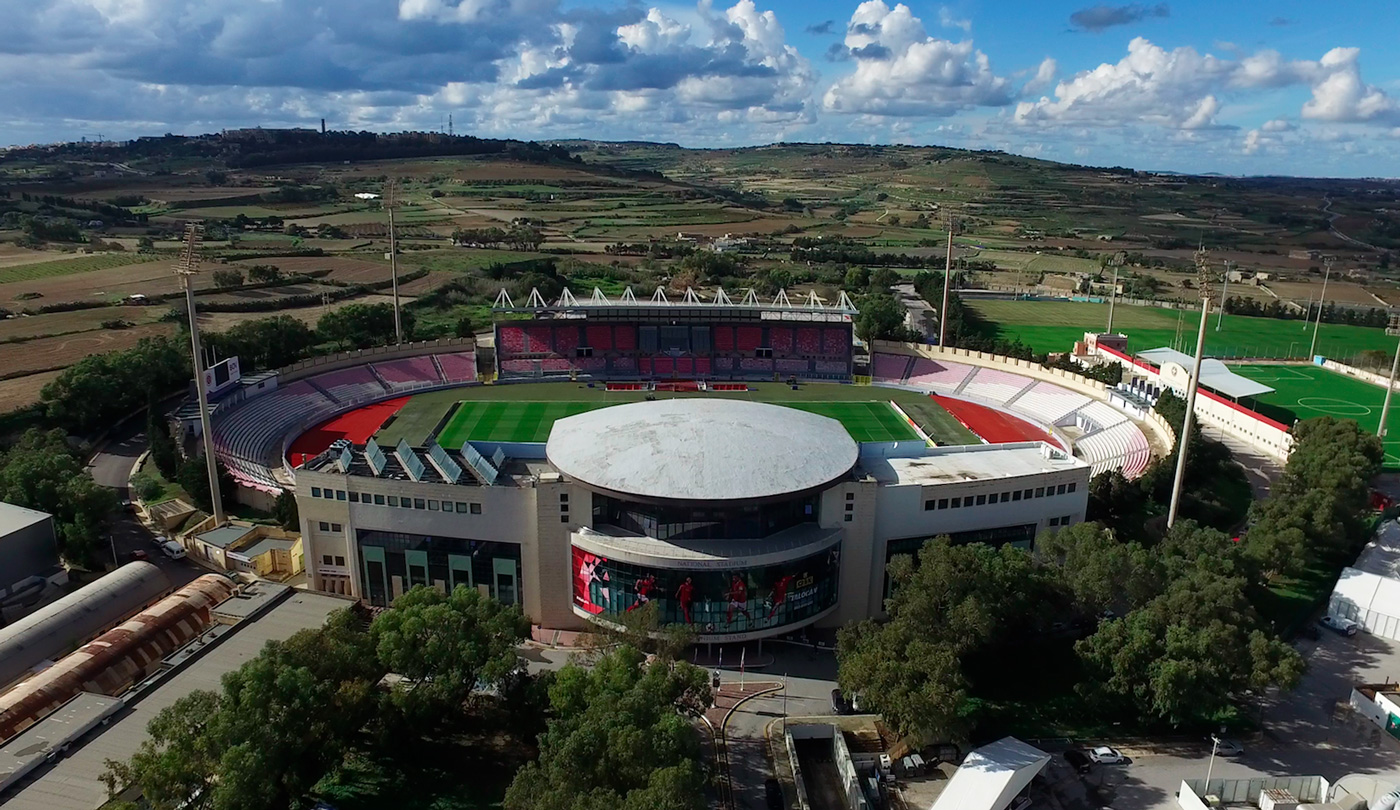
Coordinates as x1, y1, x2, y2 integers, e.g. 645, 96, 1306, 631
194, 525, 257, 549
574, 523, 841, 568
0, 694, 123, 792
863, 442, 1086, 486
1136, 347, 1275, 398
0, 591, 346, 810
546, 399, 858, 503
0, 503, 51, 537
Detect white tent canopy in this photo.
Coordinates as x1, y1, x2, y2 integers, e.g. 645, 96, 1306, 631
931, 737, 1050, 810
1135, 347, 1276, 399
1330, 521, 1400, 640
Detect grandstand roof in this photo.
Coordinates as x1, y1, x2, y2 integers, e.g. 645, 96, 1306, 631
864, 442, 1086, 486
1135, 347, 1275, 398
545, 399, 858, 503
494, 285, 858, 315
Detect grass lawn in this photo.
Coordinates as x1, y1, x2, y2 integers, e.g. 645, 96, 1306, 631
966, 299, 1394, 360
1231, 364, 1400, 468
376, 381, 975, 447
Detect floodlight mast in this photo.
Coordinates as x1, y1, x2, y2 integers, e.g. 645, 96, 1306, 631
1106, 251, 1125, 334
385, 179, 403, 345
1308, 257, 1332, 360
1381, 313, 1400, 438
175, 223, 225, 526
940, 215, 954, 347
1166, 248, 1213, 529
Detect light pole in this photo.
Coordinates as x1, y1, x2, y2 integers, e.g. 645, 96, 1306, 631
940, 215, 954, 347
1168, 248, 1213, 529
1204, 734, 1220, 788
1308, 258, 1332, 359
175, 224, 225, 526
1106, 251, 1125, 334
1216, 261, 1231, 331
385, 179, 403, 345
1380, 316, 1400, 439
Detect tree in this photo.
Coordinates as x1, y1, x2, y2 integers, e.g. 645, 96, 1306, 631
369, 585, 531, 721
41, 336, 190, 434
101, 690, 226, 810
148, 412, 181, 479
205, 315, 318, 372
1085, 470, 1148, 535
246, 264, 282, 283
854, 293, 920, 343
317, 302, 411, 349
1075, 567, 1303, 725
177, 455, 234, 515
0, 428, 118, 563
272, 490, 298, 530
211, 268, 244, 288
837, 538, 1046, 742
504, 646, 710, 810
1034, 522, 1157, 616
868, 267, 900, 292
581, 601, 698, 662
843, 266, 870, 291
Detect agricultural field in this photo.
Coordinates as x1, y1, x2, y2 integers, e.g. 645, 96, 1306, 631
0, 370, 62, 412
0, 252, 152, 285
0, 259, 205, 305
0, 307, 163, 342
964, 298, 1396, 360
0, 322, 174, 379
964, 248, 1100, 275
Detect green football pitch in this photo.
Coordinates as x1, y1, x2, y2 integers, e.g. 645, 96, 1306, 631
1232, 363, 1400, 468
434, 400, 923, 446
965, 299, 1394, 359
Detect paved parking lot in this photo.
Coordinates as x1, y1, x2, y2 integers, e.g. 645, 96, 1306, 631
1077, 628, 1400, 810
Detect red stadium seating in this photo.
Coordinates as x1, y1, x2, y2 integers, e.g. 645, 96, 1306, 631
796, 328, 820, 356
586, 325, 613, 350
694, 357, 710, 375
823, 329, 847, 355
499, 326, 526, 356
614, 326, 637, 351
776, 358, 807, 373
554, 328, 579, 354
613, 356, 637, 372
714, 357, 732, 371
770, 328, 793, 353
714, 327, 735, 351
525, 327, 552, 353
740, 357, 771, 371
638, 358, 652, 376
653, 357, 674, 375
737, 326, 762, 352
541, 358, 572, 372
710, 382, 747, 391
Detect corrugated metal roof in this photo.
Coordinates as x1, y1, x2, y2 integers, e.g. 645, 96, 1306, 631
1136, 348, 1276, 398
195, 525, 257, 549
0, 563, 170, 690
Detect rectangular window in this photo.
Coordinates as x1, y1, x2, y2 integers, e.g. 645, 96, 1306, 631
334, 556, 345, 566
318, 521, 329, 531
976, 494, 987, 506
1068, 482, 1077, 493
399, 498, 411, 509
1062, 515, 1072, 525
1012, 490, 1022, 501
937, 498, 948, 509
387, 496, 398, 507
322, 555, 333, 565
844, 514, 853, 522
560, 515, 569, 523
336, 490, 346, 501
845, 492, 855, 501
951, 496, 961, 508
845, 503, 854, 512
560, 493, 569, 503
428, 500, 439, 511
311, 487, 322, 498
413, 498, 426, 510
1023, 489, 1033, 500
456, 502, 468, 513
924, 499, 936, 511
1035, 487, 1045, 498
1049, 516, 1060, 527
470, 503, 482, 515
1000, 492, 1011, 503
1057, 484, 1067, 495
374, 494, 385, 505
331, 523, 342, 532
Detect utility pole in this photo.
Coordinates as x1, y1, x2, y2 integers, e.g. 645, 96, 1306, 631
1309, 257, 1332, 359
1381, 315, 1400, 439
385, 179, 403, 345
175, 224, 225, 526
939, 215, 954, 347
1167, 248, 1214, 529
1205, 734, 1220, 788
1106, 251, 1125, 334
1216, 261, 1231, 331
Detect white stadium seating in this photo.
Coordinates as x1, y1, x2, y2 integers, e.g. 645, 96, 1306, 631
959, 367, 1036, 404
1074, 422, 1151, 478
1076, 400, 1128, 431
906, 357, 975, 391
1008, 382, 1092, 424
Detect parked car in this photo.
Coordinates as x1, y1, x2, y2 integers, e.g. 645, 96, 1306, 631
160, 540, 187, 560
765, 778, 783, 809
1212, 738, 1244, 757
831, 689, 851, 715
1063, 750, 1091, 773
127, 549, 149, 562
1088, 746, 1125, 765
1319, 614, 1361, 636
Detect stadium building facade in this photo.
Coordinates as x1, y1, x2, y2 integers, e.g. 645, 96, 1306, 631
295, 398, 1090, 642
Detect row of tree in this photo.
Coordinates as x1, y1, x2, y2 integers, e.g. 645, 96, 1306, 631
104, 586, 709, 810
1224, 295, 1393, 328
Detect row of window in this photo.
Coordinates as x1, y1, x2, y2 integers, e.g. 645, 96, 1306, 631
318, 521, 343, 533
924, 481, 1077, 512
310, 485, 483, 514
1047, 515, 1074, 527
321, 554, 347, 567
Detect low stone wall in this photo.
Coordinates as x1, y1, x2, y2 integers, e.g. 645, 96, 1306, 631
1324, 359, 1399, 391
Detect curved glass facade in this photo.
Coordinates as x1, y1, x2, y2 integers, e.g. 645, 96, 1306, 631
590, 492, 818, 541
570, 544, 840, 636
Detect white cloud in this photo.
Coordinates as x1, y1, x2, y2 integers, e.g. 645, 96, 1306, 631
937, 6, 971, 32
822, 1, 1009, 117
1022, 57, 1057, 96
1243, 128, 1262, 154
1261, 118, 1293, 132
1301, 47, 1400, 124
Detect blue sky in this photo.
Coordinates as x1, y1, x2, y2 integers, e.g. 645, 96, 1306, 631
3, 0, 1399, 176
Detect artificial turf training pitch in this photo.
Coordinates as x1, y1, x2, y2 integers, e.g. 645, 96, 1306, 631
434, 400, 922, 446
1232, 363, 1400, 468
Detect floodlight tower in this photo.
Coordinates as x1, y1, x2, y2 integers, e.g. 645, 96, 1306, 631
1380, 314, 1400, 439
175, 223, 225, 526
1308, 257, 1332, 360
1216, 261, 1232, 331
384, 178, 403, 345
1106, 251, 1126, 334
940, 215, 954, 347
1167, 247, 1214, 529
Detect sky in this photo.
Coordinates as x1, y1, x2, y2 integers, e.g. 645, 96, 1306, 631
4, 0, 1400, 177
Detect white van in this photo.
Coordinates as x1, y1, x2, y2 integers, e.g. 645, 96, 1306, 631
160, 540, 187, 560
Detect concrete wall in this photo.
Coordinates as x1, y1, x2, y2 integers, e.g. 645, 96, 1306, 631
0, 514, 59, 595
1324, 359, 1399, 390
831, 725, 872, 810
1350, 688, 1394, 730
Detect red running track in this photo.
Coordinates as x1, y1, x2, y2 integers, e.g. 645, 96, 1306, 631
287, 397, 408, 466
932, 394, 1056, 445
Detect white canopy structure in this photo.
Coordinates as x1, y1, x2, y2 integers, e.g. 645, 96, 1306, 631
1135, 347, 1275, 399
930, 737, 1050, 810
1330, 521, 1400, 640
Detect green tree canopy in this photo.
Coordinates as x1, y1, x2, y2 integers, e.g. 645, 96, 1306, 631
854, 292, 921, 344
317, 302, 411, 350
204, 315, 319, 372
0, 428, 117, 562
40, 336, 189, 434
504, 646, 710, 810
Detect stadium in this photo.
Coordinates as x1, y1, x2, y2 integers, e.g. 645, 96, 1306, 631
196, 288, 1175, 641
